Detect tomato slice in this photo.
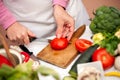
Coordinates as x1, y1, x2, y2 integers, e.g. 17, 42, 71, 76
50, 38, 68, 50
75, 39, 93, 53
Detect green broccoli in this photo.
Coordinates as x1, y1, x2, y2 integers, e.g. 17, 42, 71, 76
90, 6, 120, 34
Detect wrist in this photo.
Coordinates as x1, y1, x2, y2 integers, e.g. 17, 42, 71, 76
5, 21, 17, 30
54, 4, 65, 10
53, 0, 69, 9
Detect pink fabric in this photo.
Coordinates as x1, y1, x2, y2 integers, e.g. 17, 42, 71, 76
0, 0, 68, 29
53, 0, 69, 8
0, 0, 16, 29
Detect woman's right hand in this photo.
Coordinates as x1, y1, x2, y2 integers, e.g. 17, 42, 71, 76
6, 22, 35, 45
53, 5, 75, 41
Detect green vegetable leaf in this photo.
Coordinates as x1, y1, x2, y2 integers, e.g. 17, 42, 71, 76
99, 33, 120, 55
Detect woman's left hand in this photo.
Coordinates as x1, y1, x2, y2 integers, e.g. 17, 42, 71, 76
53, 5, 75, 41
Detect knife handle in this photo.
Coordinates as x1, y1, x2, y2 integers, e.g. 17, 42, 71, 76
29, 37, 37, 42
19, 45, 33, 55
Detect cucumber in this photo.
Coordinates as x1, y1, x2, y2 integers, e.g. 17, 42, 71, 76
69, 44, 99, 78
63, 76, 76, 80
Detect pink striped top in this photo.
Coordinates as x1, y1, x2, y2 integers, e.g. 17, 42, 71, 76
0, 0, 69, 29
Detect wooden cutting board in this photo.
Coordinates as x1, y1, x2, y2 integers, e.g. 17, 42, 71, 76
37, 25, 86, 68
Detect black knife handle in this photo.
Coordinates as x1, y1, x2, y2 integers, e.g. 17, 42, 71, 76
19, 45, 33, 55
29, 37, 37, 42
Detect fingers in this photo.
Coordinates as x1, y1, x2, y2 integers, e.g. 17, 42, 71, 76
9, 32, 29, 45
56, 23, 64, 39
66, 29, 74, 41
6, 22, 36, 45
63, 24, 74, 41
66, 18, 75, 41
23, 35, 29, 45
7, 29, 35, 45
17, 29, 35, 45
27, 30, 36, 38
56, 23, 74, 41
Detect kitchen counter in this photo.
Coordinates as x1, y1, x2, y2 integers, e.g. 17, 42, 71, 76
26, 25, 119, 80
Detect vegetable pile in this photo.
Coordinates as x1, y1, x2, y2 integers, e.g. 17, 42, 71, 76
64, 45, 99, 80
0, 60, 60, 80
90, 6, 120, 78
90, 6, 120, 33
63, 6, 120, 80
90, 6, 120, 55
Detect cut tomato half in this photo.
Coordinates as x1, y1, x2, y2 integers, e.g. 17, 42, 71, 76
50, 38, 68, 50
75, 39, 93, 53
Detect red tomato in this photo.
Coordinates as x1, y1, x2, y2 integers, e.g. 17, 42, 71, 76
75, 39, 93, 52
50, 38, 68, 50
92, 48, 115, 70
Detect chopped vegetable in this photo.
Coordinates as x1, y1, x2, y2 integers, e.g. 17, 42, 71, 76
50, 38, 68, 50
75, 39, 93, 52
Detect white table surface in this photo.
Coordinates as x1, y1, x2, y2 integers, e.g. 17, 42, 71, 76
26, 26, 120, 80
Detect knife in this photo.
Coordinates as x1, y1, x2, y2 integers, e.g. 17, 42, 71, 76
19, 36, 54, 62
6, 35, 39, 64
19, 44, 40, 64
19, 37, 52, 63
29, 37, 72, 44
19, 37, 40, 64
29, 37, 52, 43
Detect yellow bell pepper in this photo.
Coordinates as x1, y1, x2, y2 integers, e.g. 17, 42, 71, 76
104, 71, 120, 77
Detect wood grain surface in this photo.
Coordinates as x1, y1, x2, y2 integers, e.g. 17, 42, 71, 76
37, 25, 86, 68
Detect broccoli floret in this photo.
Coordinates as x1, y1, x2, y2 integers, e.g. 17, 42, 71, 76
90, 6, 120, 55
90, 6, 120, 34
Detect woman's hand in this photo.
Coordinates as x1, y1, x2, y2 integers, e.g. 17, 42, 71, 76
53, 5, 75, 41
6, 22, 35, 45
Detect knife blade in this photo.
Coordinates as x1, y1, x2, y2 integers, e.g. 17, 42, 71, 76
19, 45, 40, 64
6, 35, 39, 64
29, 37, 52, 43
19, 37, 52, 63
